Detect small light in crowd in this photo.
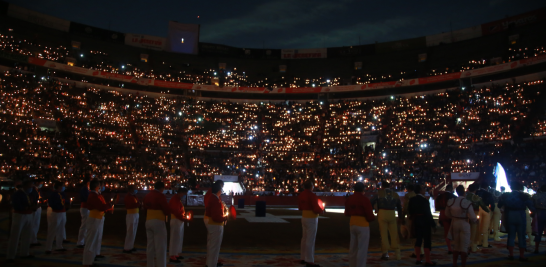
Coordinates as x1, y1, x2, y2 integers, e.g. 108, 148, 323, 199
391, 96, 394, 99
121, 65, 125, 69
80, 54, 84, 57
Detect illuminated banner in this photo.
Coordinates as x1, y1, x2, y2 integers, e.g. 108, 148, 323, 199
125, 33, 167, 51
214, 175, 238, 182
8, 5, 70, 32
451, 172, 480, 181
281, 48, 327, 59
167, 21, 199, 55
481, 7, 546, 35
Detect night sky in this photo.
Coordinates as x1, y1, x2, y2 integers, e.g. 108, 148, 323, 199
5, 0, 545, 49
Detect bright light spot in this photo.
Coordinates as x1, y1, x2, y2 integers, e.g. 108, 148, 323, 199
391, 96, 394, 99
466, 159, 471, 163
249, 135, 253, 140
356, 128, 361, 131
327, 79, 331, 83
179, 111, 182, 116
165, 117, 169, 121
121, 65, 125, 69
80, 54, 83, 57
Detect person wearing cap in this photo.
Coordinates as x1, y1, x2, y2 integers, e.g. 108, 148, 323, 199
46, 181, 70, 254
408, 184, 436, 266
465, 183, 488, 252
76, 179, 90, 248
169, 187, 188, 263
475, 182, 495, 248
123, 185, 141, 253
6, 180, 36, 263
205, 182, 227, 267
345, 182, 375, 267
82, 179, 113, 267
143, 181, 170, 267
498, 181, 534, 261
298, 179, 324, 267
29, 179, 44, 247
446, 185, 476, 267
435, 184, 456, 254
370, 181, 402, 260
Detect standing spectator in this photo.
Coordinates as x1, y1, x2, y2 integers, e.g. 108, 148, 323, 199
489, 187, 502, 241
498, 181, 535, 261
446, 185, 476, 267
77, 179, 90, 249
345, 182, 375, 267
435, 184, 456, 254
298, 179, 324, 267
123, 185, 141, 253
370, 181, 402, 260
30, 179, 44, 247
205, 183, 227, 267
532, 184, 546, 254
475, 182, 495, 248
465, 183, 488, 252
45, 181, 69, 254
408, 184, 436, 266
169, 187, 188, 263
82, 179, 113, 267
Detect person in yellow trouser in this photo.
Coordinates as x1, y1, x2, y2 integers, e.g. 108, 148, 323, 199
525, 207, 535, 248
475, 182, 495, 248
466, 183, 489, 252
370, 181, 402, 260
489, 189, 502, 241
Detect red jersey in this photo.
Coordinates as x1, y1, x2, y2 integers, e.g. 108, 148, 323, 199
87, 191, 112, 212
204, 190, 212, 207
298, 189, 323, 215
143, 190, 170, 215
205, 193, 225, 224
169, 194, 186, 221
125, 194, 140, 210
344, 193, 375, 222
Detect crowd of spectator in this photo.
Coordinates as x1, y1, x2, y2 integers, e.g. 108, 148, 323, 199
0, 71, 545, 195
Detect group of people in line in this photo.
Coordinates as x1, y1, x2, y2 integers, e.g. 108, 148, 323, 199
5, 177, 546, 267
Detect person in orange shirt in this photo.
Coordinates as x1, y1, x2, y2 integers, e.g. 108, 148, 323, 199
298, 179, 324, 267
82, 179, 113, 267
123, 185, 141, 253
169, 187, 188, 263
205, 183, 227, 267
204, 180, 224, 225
143, 181, 170, 267
345, 182, 375, 267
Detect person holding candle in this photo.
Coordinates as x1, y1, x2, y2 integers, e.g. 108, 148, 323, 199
30, 179, 44, 247
169, 187, 188, 263
205, 182, 227, 267
498, 181, 535, 261
445, 185, 476, 267
143, 181, 170, 267
204, 180, 224, 225
370, 181, 402, 260
465, 183, 488, 252
82, 179, 113, 267
435, 184, 456, 254
123, 184, 141, 253
6, 180, 36, 263
298, 179, 324, 267
345, 182, 375, 267
475, 182, 495, 248
77, 179, 90, 249
408, 184, 436, 266
45, 181, 70, 254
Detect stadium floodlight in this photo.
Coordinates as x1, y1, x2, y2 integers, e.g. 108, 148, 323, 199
494, 162, 510, 192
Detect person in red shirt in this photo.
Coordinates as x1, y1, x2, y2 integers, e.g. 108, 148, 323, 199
298, 179, 324, 267
204, 180, 224, 225
82, 179, 113, 267
345, 182, 375, 267
123, 185, 141, 253
169, 187, 188, 263
143, 181, 170, 267
205, 183, 227, 267
435, 184, 456, 254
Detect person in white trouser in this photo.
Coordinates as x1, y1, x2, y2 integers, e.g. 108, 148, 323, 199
82, 179, 113, 267
446, 185, 477, 267
345, 182, 375, 267
143, 182, 170, 267
169, 188, 188, 263
30, 179, 44, 247
6, 181, 37, 263
123, 185, 141, 253
298, 180, 324, 267
77, 179, 90, 248
45, 181, 70, 254
205, 183, 227, 267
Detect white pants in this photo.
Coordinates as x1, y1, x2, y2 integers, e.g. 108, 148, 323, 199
146, 219, 167, 267
83, 217, 103, 265
96, 217, 105, 255
206, 224, 224, 267
451, 218, 471, 252
31, 207, 42, 244
169, 218, 185, 256
7, 213, 32, 259
124, 213, 139, 250
77, 208, 89, 246
46, 207, 52, 225
349, 225, 370, 267
46, 212, 66, 251
300, 217, 318, 263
